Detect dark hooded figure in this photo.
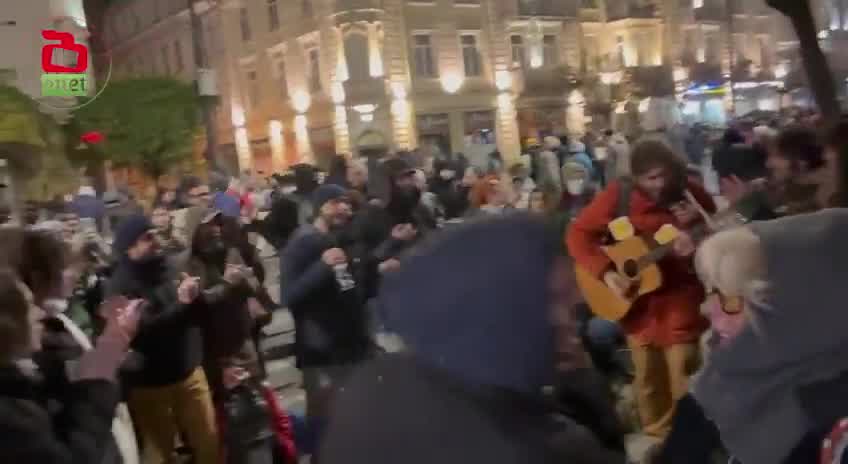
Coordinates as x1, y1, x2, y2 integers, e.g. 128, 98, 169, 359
292, 163, 320, 224
320, 214, 626, 464
430, 158, 469, 219
260, 175, 301, 251
324, 155, 350, 189
350, 158, 435, 271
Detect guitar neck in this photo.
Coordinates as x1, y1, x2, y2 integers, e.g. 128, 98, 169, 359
635, 222, 709, 269
635, 205, 750, 270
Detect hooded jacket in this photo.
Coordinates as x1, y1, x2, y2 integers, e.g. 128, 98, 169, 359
320, 214, 625, 464
691, 209, 848, 464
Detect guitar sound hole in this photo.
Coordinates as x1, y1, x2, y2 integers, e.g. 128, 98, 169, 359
621, 260, 639, 279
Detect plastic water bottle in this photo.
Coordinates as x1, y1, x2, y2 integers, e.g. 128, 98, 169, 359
333, 263, 355, 292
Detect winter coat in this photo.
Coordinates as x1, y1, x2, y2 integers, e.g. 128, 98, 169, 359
656, 393, 846, 464
258, 195, 301, 250
280, 225, 372, 368
105, 257, 204, 387
566, 180, 715, 347
188, 253, 263, 401
0, 364, 120, 464
71, 193, 105, 230
35, 315, 139, 464
322, 355, 625, 464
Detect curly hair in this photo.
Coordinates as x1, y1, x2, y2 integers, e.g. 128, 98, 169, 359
0, 227, 67, 304
0, 269, 32, 361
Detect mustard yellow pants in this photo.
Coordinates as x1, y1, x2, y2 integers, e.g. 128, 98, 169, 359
129, 367, 219, 464
627, 339, 700, 439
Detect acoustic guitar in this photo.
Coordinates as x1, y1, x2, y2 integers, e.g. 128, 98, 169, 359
575, 190, 759, 321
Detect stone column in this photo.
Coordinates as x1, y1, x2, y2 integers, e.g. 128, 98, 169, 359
486, 0, 521, 164
220, 0, 252, 171
368, 22, 384, 77
384, 0, 417, 149
334, 106, 351, 154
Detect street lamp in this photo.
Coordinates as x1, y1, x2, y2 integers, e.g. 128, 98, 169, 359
186, 0, 221, 176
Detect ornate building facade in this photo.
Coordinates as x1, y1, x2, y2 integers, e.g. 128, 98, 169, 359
102, 0, 834, 172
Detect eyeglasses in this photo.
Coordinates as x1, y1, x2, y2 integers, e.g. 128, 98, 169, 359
710, 290, 744, 315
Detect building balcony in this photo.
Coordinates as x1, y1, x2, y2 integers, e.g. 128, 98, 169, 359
342, 76, 387, 106
627, 65, 675, 97
515, 65, 576, 97
334, 0, 383, 12
607, 3, 657, 21
333, 0, 383, 23
694, 6, 725, 23
516, 0, 577, 18
579, 8, 602, 22
688, 62, 724, 84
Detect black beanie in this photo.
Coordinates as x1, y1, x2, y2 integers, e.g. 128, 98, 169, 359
113, 214, 154, 258
312, 184, 348, 212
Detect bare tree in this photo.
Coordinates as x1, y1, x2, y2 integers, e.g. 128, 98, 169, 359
767, 0, 840, 121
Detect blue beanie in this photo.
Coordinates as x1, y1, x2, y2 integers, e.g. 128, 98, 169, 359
312, 184, 348, 211
113, 214, 154, 258
563, 152, 595, 179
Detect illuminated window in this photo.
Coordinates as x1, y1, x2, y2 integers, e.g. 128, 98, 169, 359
274, 56, 288, 99
308, 49, 322, 92
344, 33, 370, 81
510, 35, 525, 68
543, 35, 558, 66
413, 34, 438, 78
239, 7, 251, 42
460, 34, 481, 77
616, 35, 626, 67
246, 70, 260, 108
268, 0, 280, 31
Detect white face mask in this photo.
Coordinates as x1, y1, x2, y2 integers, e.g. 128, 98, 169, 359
566, 179, 586, 196
43, 298, 68, 315
439, 170, 455, 180
281, 186, 297, 195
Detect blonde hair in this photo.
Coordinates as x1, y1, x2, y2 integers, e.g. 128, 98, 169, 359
695, 226, 768, 307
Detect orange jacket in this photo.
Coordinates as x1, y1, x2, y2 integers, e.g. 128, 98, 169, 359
566, 180, 716, 347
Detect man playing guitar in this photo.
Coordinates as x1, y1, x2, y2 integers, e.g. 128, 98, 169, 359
567, 139, 716, 439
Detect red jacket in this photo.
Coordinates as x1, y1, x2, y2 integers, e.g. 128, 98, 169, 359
566, 180, 715, 347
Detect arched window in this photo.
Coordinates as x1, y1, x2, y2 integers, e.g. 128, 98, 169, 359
344, 33, 370, 81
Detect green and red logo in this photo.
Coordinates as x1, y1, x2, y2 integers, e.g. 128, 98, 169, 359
41, 29, 89, 97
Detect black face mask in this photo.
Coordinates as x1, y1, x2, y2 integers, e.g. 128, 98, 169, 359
388, 185, 421, 220
131, 253, 167, 284
199, 236, 227, 265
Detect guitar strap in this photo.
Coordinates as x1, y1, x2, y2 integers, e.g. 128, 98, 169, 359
616, 176, 633, 219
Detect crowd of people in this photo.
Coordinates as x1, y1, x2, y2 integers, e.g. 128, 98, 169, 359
0, 111, 847, 464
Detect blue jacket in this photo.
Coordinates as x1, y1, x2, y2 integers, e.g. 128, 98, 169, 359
71, 195, 105, 228
280, 225, 370, 368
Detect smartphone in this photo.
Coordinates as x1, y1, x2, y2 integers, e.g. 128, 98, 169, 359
80, 217, 97, 235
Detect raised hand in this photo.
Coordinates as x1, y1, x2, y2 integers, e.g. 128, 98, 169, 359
177, 273, 201, 304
